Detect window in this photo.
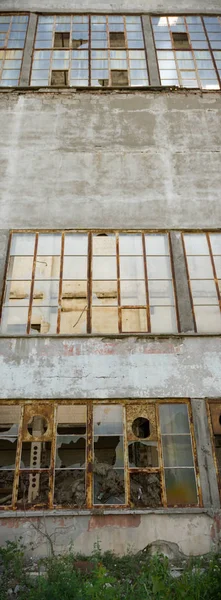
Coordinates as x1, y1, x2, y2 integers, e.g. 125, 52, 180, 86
0, 400, 199, 509
31, 15, 149, 87
0, 231, 178, 335
152, 15, 220, 89
0, 14, 29, 86
208, 402, 221, 498
183, 233, 221, 333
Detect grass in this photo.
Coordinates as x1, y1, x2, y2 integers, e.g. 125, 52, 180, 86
0, 540, 221, 599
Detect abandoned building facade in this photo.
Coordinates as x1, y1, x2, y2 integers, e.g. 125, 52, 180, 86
0, 0, 221, 557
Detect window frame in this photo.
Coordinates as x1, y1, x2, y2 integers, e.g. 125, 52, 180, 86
0, 399, 200, 511
207, 400, 221, 499
0, 12, 29, 87
0, 230, 179, 336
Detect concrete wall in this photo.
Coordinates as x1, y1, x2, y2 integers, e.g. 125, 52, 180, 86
0, 92, 221, 230
1, 1, 221, 13
0, 511, 220, 557
0, 336, 221, 398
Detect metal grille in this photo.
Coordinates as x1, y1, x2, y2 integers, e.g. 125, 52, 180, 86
0, 14, 29, 86
0, 231, 178, 335
0, 400, 199, 510
30, 15, 149, 87
152, 15, 221, 89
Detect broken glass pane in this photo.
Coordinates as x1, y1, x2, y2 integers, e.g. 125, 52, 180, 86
164, 468, 197, 505
56, 436, 85, 468
130, 472, 161, 507
0, 406, 20, 436
128, 441, 158, 467
94, 436, 124, 467
17, 472, 49, 507
54, 470, 85, 506
30, 306, 58, 334
94, 405, 123, 435
159, 404, 189, 434
94, 469, 125, 504
0, 471, 14, 505
20, 442, 51, 469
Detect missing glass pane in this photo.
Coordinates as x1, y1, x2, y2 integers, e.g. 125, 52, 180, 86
111, 70, 128, 85
51, 70, 68, 85
54, 32, 70, 48
17, 472, 50, 507
132, 417, 150, 439
94, 469, 125, 504
54, 470, 85, 506
128, 441, 158, 467
0, 471, 14, 506
172, 32, 190, 49
130, 472, 161, 507
110, 32, 126, 48
20, 442, 51, 469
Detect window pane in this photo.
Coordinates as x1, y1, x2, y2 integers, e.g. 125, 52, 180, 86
190, 280, 218, 304
54, 470, 86, 506
0, 306, 28, 333
94, 470, 125, 504
122, 308, 147, 332
0, 471, 14, 505
184, 234, 209, 255
37, 233, 62, 255
148, 280, 175, 305
162, 435, 194, 467
92, 307, 118, 333
63, 256, 87, 279
210, 234, 221, 254
10, 234, 35, 256
0, 438, 17, 469
187, 256, 213, 279
7, 256, 33, 280
94, 405, 123, 435
150, 306, 177, 333
130, 472, 161, 507
147, 257, 172, 279
119, 234, 143, 255
194, 305, 221, 333
93, 234, 116, 255
128, 441, 158, 467
35, 256, 60, 279
4, 280, 31, 305
0, 406, 21, 436
94, 436, 124, 467
60, 308, 87, 334
120, 257, 144, 279
159, 404, 190, 434
92, 281, 118, 305
33, 281, 59, 305
120, 280, 146, 305
164, 468, 197, 505
93, 257, 117, 279
56, 436, 85, 468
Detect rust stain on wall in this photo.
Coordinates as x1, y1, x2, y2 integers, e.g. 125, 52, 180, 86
88, 514, 141, 530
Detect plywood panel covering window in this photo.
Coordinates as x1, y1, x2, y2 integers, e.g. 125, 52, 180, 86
152, 15, 221, 89
30, 14, 149, 87
0, 14, 29, 86
183, 233, 221, 333
0, 400, 199, 510
0, 231, 178, 335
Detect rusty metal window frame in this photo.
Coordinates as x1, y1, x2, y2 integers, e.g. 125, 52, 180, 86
0, 13, 29, 87
0, 399, 200, 511
151, 15, 221, 90
0, 230, 179, 336
207, 400, 221, 498
30, 14, 149, 87
182, 232, 221, 333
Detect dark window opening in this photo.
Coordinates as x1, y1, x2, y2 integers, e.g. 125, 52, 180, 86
132, 417, 150, 439
51, 70, 68, 86
110, 32, 126, 49
111, 70, 128, 86
72, 38, 88, 49
98, 78, 109, 87
54, 32, 70, 48
172, 32, 190, 49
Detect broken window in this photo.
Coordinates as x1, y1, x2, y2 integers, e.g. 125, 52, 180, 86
152, 15, 220, 89
0, 401, 199, 510
31, 14, 149, 87
51, 70, 68, 85
209, 403, 221, 493
183, 233, 221, 333
1, 231, 179, 335
0, 14, 29, 87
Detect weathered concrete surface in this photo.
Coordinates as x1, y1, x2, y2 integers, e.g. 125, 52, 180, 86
1, 336, 221, 398
0, 512, 219, 557
1, 1, 221, 13
170, 232, 195, 333
0, 93, 221, 230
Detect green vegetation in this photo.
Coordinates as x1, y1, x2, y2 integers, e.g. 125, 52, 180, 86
0, 540, 221, 600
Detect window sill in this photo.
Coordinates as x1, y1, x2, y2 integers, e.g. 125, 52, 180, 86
0, 507, 215, 518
